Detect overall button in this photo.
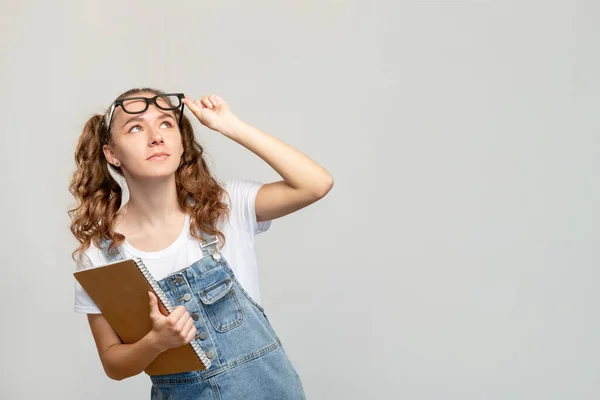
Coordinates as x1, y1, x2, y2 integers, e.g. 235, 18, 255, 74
206, 350, 215, 359
212, 252, 221, 261
175, 276, 184, 283
197, 332, 207, 340
183, 293, 191, 302
191, 313, 199, 321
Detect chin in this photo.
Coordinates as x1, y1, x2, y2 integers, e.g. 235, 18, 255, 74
137, 162, 180, 180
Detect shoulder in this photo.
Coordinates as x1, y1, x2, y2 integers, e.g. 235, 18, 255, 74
74, 240, 108, 271
221, 179, 265, 203
220, 179, 271, 235
219, 179, 266, 213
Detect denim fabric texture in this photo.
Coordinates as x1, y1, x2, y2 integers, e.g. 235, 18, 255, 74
99, 232, 306, 400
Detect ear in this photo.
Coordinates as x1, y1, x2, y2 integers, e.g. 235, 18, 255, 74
103, 144, 121, 167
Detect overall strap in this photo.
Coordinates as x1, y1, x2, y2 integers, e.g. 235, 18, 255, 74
97, 236, 126, 263
197, 231, 221, 259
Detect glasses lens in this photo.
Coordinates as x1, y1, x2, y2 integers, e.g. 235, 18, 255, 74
155, 94, 181, 110
121, 98, 148, 114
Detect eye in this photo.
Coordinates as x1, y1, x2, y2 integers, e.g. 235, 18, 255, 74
128, 125, 142, 133
160, 121, 173, 128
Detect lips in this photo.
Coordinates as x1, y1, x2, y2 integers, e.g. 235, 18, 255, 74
147, 152, 169, 160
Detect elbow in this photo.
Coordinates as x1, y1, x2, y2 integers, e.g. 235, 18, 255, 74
315, 175, 334, 198
100, 345, 134, 381
103, 360, 129, 381
105, 367, 126, 381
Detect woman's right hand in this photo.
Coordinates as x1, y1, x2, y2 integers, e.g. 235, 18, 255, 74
147, 291, 197, 352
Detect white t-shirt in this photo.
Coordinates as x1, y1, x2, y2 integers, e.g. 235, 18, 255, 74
73, 180, 272, 314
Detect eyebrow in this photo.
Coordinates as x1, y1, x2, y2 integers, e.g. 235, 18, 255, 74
121, 111, 175, 128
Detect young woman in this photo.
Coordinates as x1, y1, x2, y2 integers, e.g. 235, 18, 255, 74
69, 88, 333, 399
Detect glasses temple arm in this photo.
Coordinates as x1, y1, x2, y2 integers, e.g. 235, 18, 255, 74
179, 103, 185, 131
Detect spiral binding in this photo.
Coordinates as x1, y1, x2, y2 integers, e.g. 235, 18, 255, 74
134, 257, 212, 369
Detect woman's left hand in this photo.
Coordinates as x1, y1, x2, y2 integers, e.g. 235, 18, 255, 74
182, 94, 241, 136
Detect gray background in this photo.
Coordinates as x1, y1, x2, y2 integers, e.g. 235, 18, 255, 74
1, 0, 598, 399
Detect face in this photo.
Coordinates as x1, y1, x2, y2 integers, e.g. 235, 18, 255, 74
103, 91, 184, 180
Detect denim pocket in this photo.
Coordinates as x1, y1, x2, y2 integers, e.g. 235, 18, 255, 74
198, 277, 244, 332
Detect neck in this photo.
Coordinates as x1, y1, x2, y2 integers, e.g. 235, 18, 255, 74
121, 174, 184, 229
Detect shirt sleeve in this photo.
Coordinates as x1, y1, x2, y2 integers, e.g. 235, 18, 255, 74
226, 180, 272, 236
73, 248, 103, 314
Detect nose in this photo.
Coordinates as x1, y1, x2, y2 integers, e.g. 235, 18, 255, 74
145, 107, 165, 146
149, 126, 164, 146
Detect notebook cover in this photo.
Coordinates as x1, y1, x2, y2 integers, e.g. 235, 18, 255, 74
73, 259, 208, 375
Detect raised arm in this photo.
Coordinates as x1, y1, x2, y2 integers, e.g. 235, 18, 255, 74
183, 94, 334, 222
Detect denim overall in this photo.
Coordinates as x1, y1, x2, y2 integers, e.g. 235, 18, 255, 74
99, 232, 306, 400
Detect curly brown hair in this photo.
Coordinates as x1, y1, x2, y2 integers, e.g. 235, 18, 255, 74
68, 87, 230, 262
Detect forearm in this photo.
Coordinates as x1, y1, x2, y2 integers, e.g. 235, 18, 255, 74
222, 119, 333, 196
103, 331, 164, 381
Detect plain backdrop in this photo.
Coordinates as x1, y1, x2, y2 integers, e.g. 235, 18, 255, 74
0, 1, 598, 399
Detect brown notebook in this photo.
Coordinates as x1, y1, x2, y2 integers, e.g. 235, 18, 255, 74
73, 257, 211, 376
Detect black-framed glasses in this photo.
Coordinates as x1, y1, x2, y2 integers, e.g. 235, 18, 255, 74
105, 93, 185, 132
